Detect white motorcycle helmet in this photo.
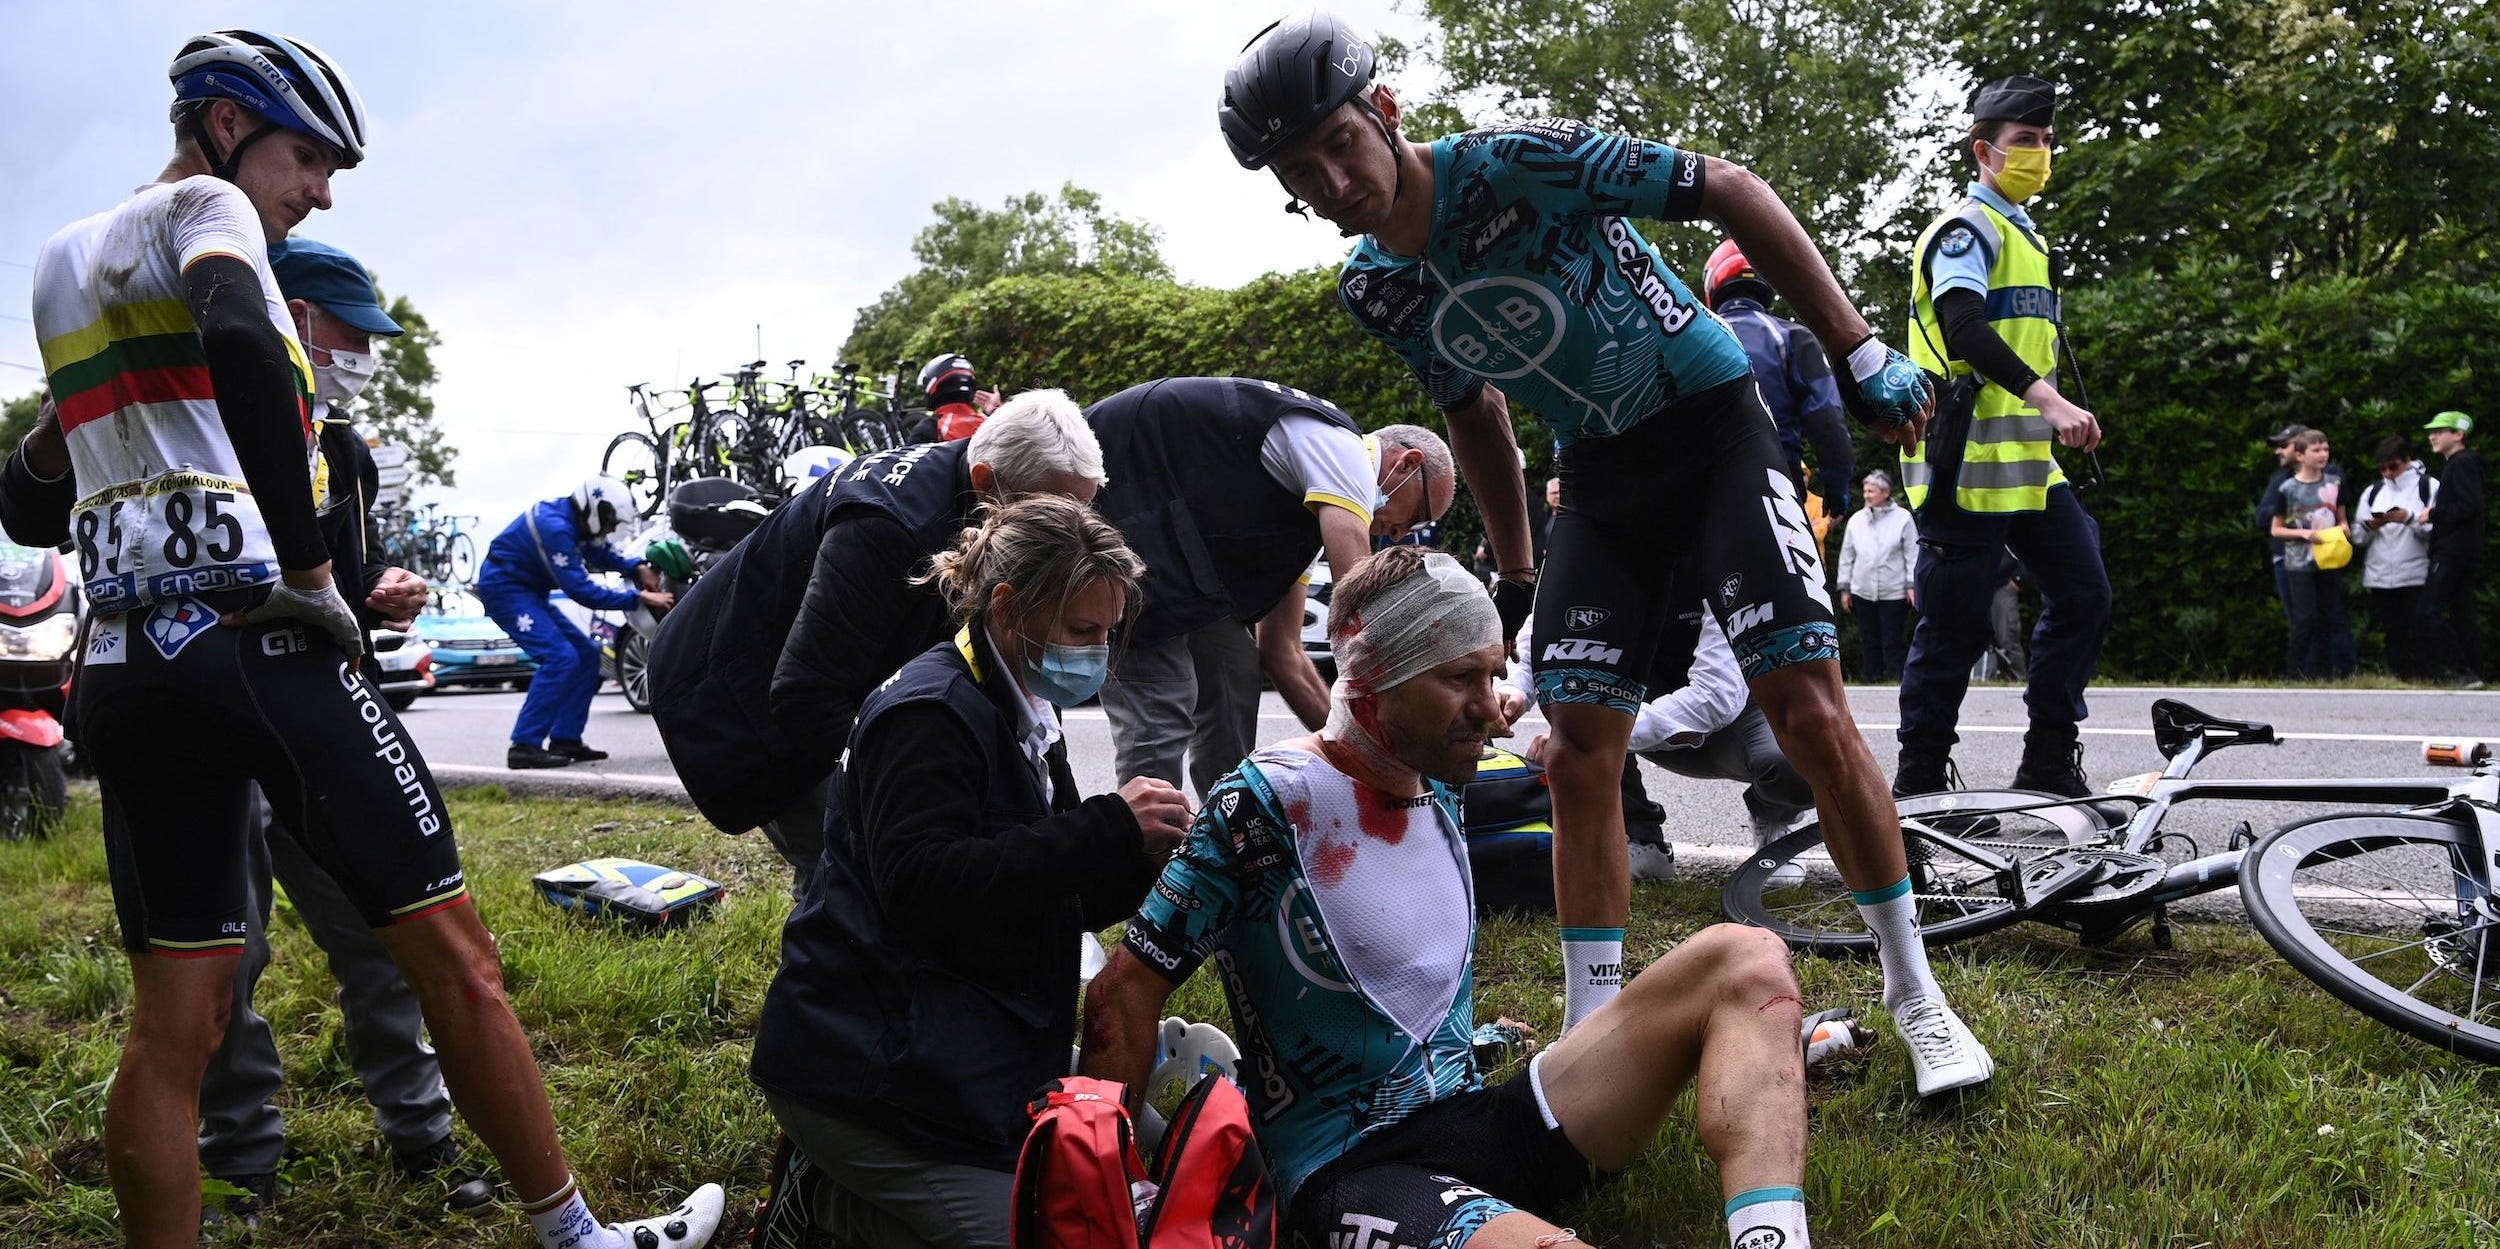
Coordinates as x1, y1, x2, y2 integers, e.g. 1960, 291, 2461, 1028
572, 474, 634, 536
781, 445, 854, 492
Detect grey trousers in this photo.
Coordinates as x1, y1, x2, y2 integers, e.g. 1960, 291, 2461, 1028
762, 1092, 1013, 1249
1640, 704, 1815, 826
198, 791, 452, 1178
1100, 619, 1262, 798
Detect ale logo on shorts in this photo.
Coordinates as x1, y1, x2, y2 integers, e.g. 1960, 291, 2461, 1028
1720, 574, 1744, 604
1565, 606, 1609, 631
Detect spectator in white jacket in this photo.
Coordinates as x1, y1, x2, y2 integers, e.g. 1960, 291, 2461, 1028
2352, 435, 2438, 678
1500, 595, 1815, 887
1837, 471, 1920, 681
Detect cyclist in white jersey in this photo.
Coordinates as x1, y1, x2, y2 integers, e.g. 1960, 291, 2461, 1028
15, 30, 719, 1248
1085, 549, 1817, 1249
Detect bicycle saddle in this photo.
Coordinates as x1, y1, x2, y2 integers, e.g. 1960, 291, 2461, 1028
2150, 699, 2278, 759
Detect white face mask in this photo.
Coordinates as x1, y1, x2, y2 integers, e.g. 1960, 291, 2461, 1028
315, 346, 380, 409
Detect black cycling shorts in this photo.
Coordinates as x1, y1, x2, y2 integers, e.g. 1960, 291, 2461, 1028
1533, 378, 1841, 715
1286, 1056, 1598, 1249
80, 592, 467, 957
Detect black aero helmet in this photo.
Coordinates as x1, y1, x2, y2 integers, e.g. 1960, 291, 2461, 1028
919, 353, 977, 408
1221, 10, 1377, 170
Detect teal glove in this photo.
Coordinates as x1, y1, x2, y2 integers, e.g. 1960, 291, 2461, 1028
1833, 336, 1933, 436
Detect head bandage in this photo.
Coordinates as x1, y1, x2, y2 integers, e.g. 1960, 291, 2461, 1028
1331, 552, 1502, 699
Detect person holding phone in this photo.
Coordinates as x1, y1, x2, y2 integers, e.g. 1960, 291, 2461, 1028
2352, 435, 2435, 677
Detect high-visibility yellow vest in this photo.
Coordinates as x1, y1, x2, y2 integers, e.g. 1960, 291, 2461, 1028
1902, 198, 2066, 513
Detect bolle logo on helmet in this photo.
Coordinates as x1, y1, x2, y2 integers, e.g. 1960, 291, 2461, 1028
1334, 46, 1366, 78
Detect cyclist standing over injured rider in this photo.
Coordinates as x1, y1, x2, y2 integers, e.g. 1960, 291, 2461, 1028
14, 29, 719, 1246
1220, 10, 1992, 1096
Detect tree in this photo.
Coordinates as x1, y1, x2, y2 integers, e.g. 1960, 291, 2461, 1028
842, 183, 1172, 375
1951, 0, 2500, 284
1408, 0, 1951, 312
0, 391, 40, 457
361, 290, 457, 488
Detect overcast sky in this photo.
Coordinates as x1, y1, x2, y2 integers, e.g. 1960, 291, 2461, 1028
2, 1, 1437, 523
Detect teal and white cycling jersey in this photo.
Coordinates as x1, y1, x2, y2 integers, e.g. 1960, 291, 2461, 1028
1121, 747, 1481, 1197
1338, 120, 1753, 445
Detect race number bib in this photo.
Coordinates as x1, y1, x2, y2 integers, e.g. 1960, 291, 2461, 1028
72, 472, 278, 613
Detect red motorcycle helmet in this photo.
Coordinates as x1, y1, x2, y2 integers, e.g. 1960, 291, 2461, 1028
1700, 238, 1775, 309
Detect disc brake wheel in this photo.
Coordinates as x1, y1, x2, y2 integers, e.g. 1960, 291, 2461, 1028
1723, 789, 2115, 956
2241, 813, 2500, 1066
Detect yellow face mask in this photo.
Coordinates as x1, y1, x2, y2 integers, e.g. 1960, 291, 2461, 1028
1988, 141, 2052, 202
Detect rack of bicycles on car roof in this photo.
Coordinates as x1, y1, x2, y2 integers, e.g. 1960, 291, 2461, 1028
598, 356, 927, 519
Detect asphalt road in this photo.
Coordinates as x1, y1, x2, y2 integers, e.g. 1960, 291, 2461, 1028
404, 680, 2500, 877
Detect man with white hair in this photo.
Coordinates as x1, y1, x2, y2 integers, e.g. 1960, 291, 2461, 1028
1085, 546, 1814, 1249
1087, 376, 1452, 797
650, 388, 1108, 887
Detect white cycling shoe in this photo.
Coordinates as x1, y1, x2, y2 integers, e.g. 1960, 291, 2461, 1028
1892, 996, 1994, 1098
609, 1184, 725, 1249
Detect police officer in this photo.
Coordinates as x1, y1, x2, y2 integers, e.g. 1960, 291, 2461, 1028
1897, 75, 2111, 798
1701, 239, 1855, 523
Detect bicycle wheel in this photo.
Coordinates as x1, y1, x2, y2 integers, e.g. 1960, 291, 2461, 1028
447, 531, 478, 588
1723, 789, 2116, 956
602, 431, 665, 518
2241, 813, 2500, 1066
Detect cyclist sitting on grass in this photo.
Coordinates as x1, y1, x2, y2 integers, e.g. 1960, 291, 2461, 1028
1084, 547, 1816, 1249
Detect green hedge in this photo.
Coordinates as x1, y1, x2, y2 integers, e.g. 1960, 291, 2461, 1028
909, 263, 2500, 680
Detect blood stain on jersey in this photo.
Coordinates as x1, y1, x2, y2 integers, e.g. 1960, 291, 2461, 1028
1356, 786, 1412, 845
1309, 840, 1356, 886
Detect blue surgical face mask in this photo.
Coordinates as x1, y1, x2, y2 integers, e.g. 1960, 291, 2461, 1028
1022, 639, 1111, 707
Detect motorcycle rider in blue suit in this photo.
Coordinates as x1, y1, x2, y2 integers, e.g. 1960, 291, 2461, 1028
476, 476, 672, 768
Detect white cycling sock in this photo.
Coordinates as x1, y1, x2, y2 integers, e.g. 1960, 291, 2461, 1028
1726, 1187, 1810, 1249
1560, 927, 1624, 1030
1854, 876, 1942, 1009
525, 1176, 620, 1249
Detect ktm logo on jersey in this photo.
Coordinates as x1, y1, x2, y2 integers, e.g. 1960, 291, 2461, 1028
1541, 637, 1624, 665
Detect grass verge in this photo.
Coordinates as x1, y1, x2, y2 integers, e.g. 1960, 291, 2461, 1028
0, 790, 2494, 1246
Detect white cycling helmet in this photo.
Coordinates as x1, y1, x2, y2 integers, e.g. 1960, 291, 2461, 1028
572, 475, 633, 535
781, 445, 854, 489
170, 30, 370, 172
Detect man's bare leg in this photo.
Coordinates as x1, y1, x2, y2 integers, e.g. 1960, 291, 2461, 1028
1746, 659, 1903, 890
372, 901, 570, 1201
1748, 658, 1993, 1095
1542, 703, 1636, 1029
1521, 924, 1810, 1248
109, 954, 240, 1249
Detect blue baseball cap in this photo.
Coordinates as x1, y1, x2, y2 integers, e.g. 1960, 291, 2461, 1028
268, 238, 402, 337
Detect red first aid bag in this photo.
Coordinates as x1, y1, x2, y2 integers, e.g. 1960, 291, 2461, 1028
1011, 1075, 1274, 1249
